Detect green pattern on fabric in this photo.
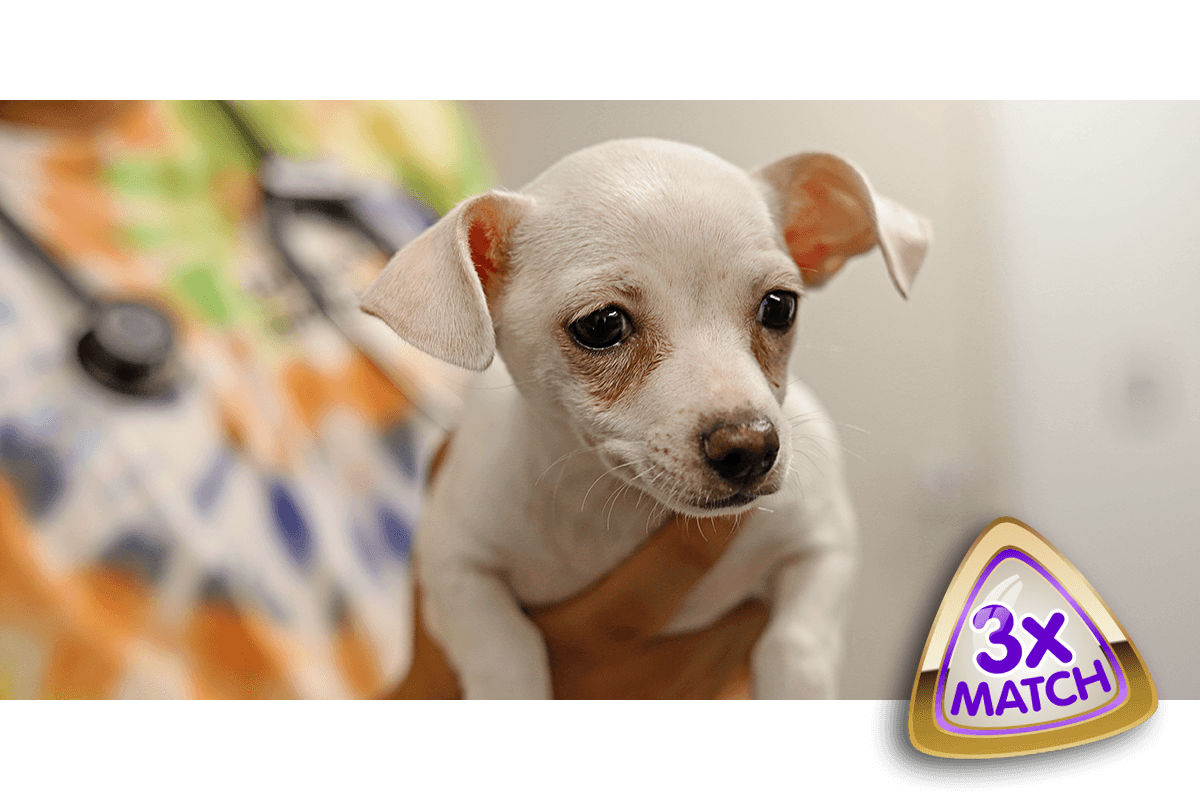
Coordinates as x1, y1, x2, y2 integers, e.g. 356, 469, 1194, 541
99, 102, 268, 337
450, 103, 498, 201
104, 157, 208, 198
363, 105, 472, 215
169, 260, 277, 340
172, 101, 261, 174
100, 101, 495, 341
397, 160, 452, 215
172, 264, 232, 325
234, 101, 321, 159
402, 104, 495, 212
121, 223, 170, 249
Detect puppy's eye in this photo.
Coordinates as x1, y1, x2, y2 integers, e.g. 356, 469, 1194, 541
569, 306, 633, 350
758, 291, 798, 331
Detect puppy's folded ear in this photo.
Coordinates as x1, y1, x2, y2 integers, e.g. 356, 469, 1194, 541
360, 191, 533, 371
753, 153, 932, 298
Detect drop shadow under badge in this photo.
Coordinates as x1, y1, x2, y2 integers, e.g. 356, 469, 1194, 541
908, 517, 1157, 759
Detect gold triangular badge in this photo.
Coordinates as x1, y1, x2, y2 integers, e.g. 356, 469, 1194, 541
909, 517, 1156, 758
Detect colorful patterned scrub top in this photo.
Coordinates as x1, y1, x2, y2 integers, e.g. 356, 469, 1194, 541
0, 101, 491, 698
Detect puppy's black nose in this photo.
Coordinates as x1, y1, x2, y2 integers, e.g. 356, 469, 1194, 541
701, 417, 779, 487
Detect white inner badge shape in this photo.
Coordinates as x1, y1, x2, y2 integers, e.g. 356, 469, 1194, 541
941, 558, 1122, 731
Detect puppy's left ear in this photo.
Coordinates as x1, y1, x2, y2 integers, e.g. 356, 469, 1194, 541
360, 191, 533, 371
753, 153, 932, 298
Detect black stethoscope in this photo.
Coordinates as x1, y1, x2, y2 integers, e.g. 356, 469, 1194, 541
0, 100, 429, 400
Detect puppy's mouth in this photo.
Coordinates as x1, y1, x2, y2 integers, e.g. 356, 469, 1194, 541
695, 490, 761, 510
617, 462, 771, 516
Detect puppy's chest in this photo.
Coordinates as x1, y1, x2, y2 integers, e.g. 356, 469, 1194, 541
496, 470, 668, 605
501, 486, 804, 633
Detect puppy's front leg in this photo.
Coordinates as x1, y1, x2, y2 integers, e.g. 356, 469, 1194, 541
423, 566, 552, 699
752, 543, 857, 699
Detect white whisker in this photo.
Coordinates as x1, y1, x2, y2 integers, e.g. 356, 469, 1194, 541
535, 444, 603, 487
581, 460, 635, 513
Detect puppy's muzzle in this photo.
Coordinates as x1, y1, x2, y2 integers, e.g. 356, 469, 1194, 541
701, 416, 779, 489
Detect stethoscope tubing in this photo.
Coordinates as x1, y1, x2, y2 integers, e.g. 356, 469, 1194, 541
0, 200, 98, 312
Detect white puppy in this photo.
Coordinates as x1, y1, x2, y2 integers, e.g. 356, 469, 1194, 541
362, 139, 931, 699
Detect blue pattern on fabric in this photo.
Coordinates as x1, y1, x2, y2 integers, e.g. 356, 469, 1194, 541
193, 449, 232, 516
380, 422, 419, 481
378, 503, 413, 560
100, 529, 172, 586
199, 572, 238, 608
269, 479, 313, 568
0, 422, 65, 518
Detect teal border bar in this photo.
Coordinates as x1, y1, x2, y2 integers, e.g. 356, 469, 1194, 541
2, 1, 1200, 97
0, 700, 1190, 796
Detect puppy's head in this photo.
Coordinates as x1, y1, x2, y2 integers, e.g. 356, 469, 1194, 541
363, 139, 930, 516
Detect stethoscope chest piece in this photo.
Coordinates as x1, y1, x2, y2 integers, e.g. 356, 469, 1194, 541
77, 300, 178, 398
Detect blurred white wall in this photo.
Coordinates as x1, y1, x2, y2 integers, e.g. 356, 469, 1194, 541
990, 102, 1200, 702
464, 101, 1196, 699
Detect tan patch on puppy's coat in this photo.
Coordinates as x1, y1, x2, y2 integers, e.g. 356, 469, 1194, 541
749, 323, 796, 393
555, 313, 672, 410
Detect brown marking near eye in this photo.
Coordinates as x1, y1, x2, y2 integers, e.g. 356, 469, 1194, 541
556, 311, 671, 410
750, 322, 795, 393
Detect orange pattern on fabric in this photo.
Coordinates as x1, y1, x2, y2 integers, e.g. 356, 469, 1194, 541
41, 140, 136, 275
0, 480, 53, 628
112, 103, 172, 151
343, 353, 412, 429
184, 604, 295, 699
211, 167, 261, 226
210, 385, 306, 471
41, 628, 124, 699
0, 481, 128, 698
197, 330, 310, 472
76, 567, 171, 649
283, 352, 411, 435
334, 618, 384, 698
281, 358, 332, 433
